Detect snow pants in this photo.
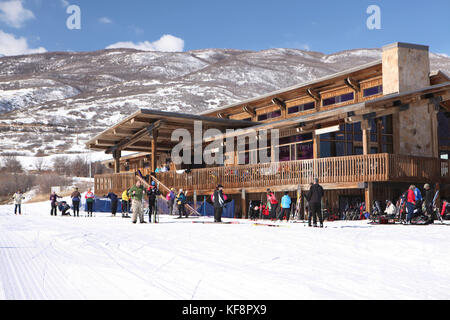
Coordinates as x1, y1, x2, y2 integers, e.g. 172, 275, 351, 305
309, 202, 323, 225
214, 206, 223, 222
278, 208, 290, 221
111, 200, 118, 216
72, 200, 80, 217
50, 203, 57, 216
132, 200, 144, 223
15, 204, 21, 215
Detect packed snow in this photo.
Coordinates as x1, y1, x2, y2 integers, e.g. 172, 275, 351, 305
1, 200, 450, 300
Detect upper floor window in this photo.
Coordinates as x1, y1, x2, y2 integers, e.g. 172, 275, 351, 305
363, 85, 383, 97
288, 102, 315, 115
322, 92, 354, 107
258, 110, 282, 121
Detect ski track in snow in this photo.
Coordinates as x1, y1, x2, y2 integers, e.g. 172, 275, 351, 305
1, 202, 450, 300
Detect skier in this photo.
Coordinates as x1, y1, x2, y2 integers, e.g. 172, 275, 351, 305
278, 192, 292, 221
147, 181, 160, 223
85, 188, 95, 217
50, 191, 62, 216
266, 189, 279, 221
306, 178, 324, 228
384, 200, 397, 217
13, 190, 25, 215
121, 189, 130, 218
71, 188, 81, 217
213, 185, 225, 223
106, 191, 119, 217
406, 185, 416, 224
176, 189, 188, 219
423, 184, 434, 223
414, 185, 423, 212
166, 188, 176, 215
129, 181, 146, 224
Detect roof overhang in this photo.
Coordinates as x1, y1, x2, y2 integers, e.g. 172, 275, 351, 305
203, 82, 450, 142
87, 109, 258, 153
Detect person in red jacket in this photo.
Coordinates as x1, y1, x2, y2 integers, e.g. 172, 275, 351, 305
406, 185, 416, 224
266, 189, 279, 221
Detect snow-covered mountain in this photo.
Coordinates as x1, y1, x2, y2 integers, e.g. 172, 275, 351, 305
0, 48, 449, 156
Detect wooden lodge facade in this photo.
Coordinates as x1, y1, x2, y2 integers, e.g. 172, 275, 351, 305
88, 42, 450, 217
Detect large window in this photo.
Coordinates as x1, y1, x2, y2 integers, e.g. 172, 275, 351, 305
258, 110, 282, 121
320, 116, 394, 158
363, 85, 383, 97
276, 133, 313, 162
322, 92, 354, 107
438, 111, 450, 160
288, 102, 315, 115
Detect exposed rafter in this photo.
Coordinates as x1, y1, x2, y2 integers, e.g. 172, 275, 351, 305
306, 88, 321, 102
344, 77, 361, 91
272, 97, 286, 110
106, 120, 165, 154
243, 106, 256, 117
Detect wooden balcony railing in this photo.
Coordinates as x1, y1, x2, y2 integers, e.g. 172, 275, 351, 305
94, 154, 450, 196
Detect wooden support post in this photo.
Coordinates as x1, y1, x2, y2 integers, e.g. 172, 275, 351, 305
151, 130, 158, 173
194, 191, 197, 212
113, 149, 121, 174
365, 182, 374, 213
362, 119, 371, 155
242, 189, 247, 219
313, 132, 320, 159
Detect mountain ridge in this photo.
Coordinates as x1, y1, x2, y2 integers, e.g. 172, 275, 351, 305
0, 47, 449, 156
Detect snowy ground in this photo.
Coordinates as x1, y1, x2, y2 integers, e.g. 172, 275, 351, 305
1, 201, 450, 300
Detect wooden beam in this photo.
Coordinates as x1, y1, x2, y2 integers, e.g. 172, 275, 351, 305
344, 77, 360, 91
106, 120, 165, 154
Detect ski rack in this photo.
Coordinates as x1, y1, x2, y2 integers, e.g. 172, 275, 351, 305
136, 174, 200, 217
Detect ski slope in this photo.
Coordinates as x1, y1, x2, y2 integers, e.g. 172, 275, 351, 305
1, 201, 450, 300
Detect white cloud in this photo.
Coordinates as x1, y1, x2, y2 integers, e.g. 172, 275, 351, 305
106, 34, 184, 52
0, 0, 35, 28
0, 29, 46, 56
99, 17, 112, 24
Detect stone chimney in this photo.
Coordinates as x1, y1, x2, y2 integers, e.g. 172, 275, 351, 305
382, 42, 437, 157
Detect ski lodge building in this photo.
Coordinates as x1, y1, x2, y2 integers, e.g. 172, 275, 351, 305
87, 42, 450, 217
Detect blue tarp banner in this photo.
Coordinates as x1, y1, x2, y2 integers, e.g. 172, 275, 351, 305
197, 200, 235, 218
85, 198, 235, 218
84, 198, 123, 213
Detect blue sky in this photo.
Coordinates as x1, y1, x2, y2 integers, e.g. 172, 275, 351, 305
0, 0, 449, 56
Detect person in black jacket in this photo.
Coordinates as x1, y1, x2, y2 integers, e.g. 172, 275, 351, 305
213, 185, 225, 223
106, 192, 119, 217
423, 184, 434, 223
147, 181, 161, 223
306, 178, 324, 228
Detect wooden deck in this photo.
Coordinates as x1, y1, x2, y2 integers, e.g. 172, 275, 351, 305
95, 154, 450, 196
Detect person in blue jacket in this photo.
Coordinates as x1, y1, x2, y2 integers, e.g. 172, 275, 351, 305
414, 186, 423, 212
278, 192, 292, 221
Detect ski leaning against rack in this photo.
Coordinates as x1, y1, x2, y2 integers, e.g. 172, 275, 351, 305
432, 190, 445, 224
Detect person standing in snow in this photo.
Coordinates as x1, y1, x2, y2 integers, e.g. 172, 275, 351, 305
278, 192, 292, 221
213, 185, 225, 223
147, 181, 160, 223
106, 191, 119, 217
406, 185, 416, 224
13, 190, 25, 215
266, 189, 279, 221
50, 191, 62, 216
129, 181, 146, 224
167, 188, 175, 215
85, 188, 95, 217
306, 178, 324, 228
423, 184, 435, 223
176, 189, 188, 219
121, 189, 130, 218
71, 188, 81, 217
